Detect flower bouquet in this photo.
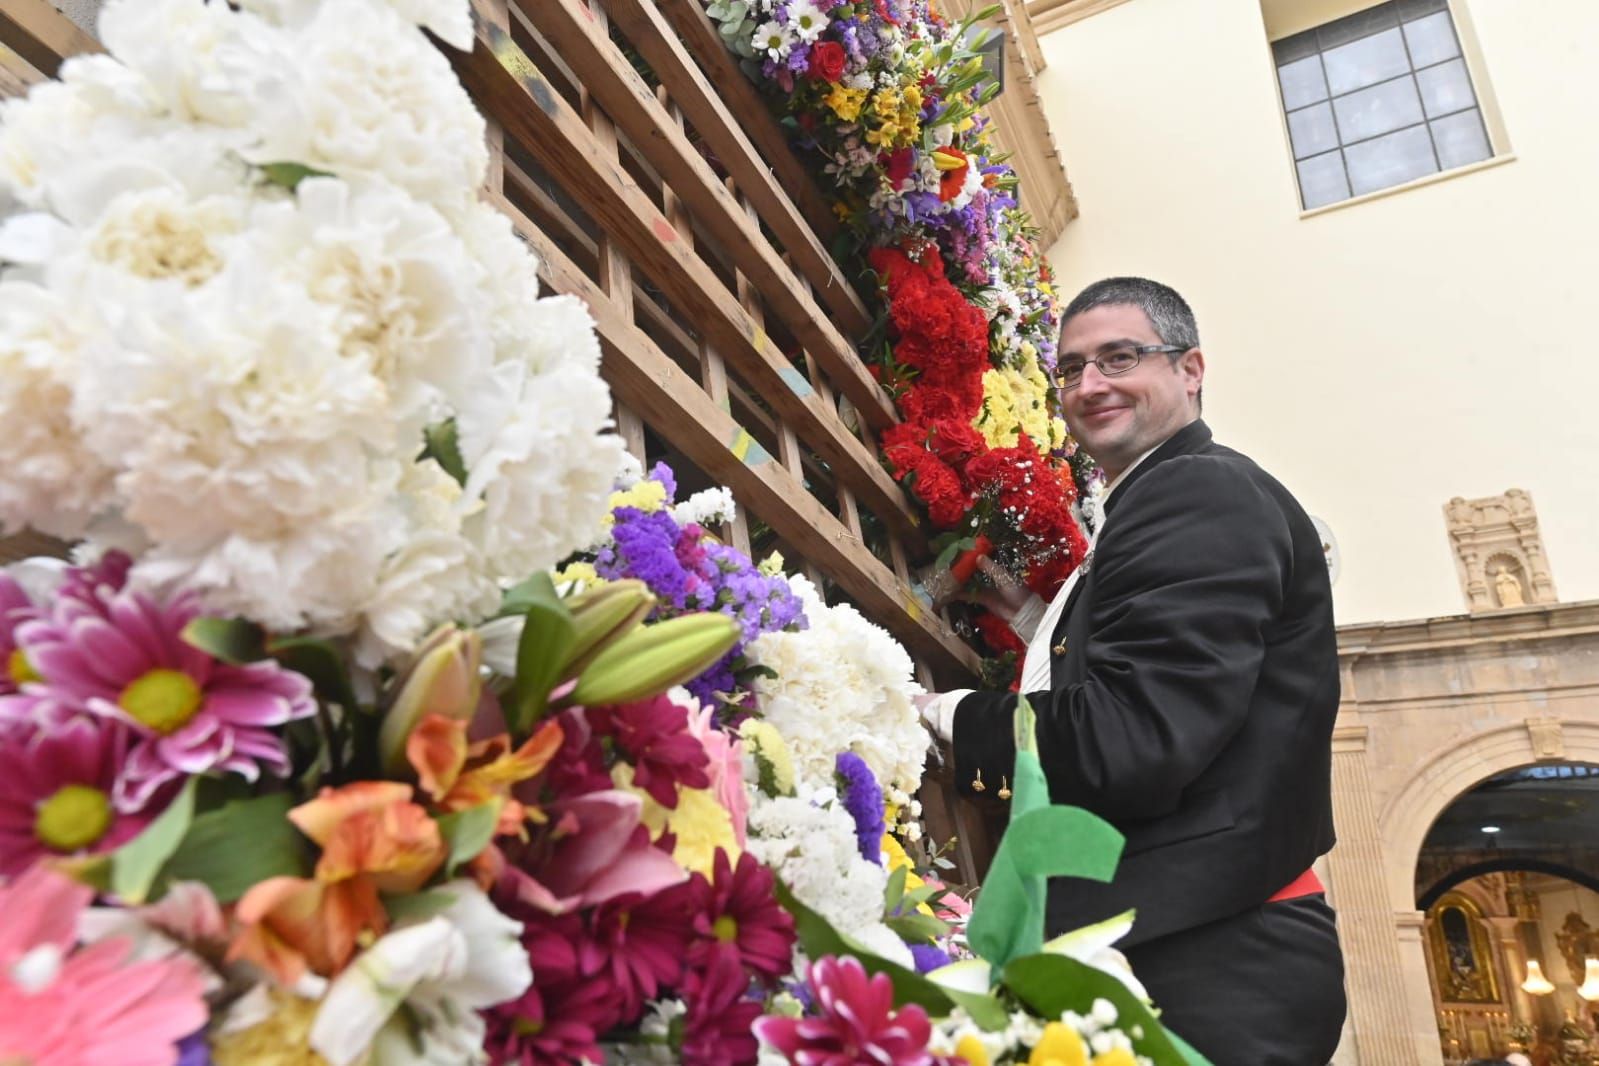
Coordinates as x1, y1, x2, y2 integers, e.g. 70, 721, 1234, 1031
698, 0, 1096, 664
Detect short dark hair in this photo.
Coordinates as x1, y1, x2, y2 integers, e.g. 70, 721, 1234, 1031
1060, 276, 1202, 410
1060, 276, 1200, 352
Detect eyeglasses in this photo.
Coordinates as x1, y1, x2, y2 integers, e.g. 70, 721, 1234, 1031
1056, 345, 1187, 389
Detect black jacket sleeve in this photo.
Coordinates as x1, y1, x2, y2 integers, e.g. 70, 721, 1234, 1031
952, 454, 1293, 821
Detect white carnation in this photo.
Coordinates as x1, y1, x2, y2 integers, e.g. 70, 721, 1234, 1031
248, 0, 488, 206
242, 0, 473, 50
749, 574, 928, 794
0, 282, 115, 537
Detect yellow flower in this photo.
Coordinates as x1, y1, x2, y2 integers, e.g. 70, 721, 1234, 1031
866, 121, 901, 147
974, 369, 1021, 449
758, 551, 785, 576
1092, 1050, 1138, 1066
902, 85, 923, 111
614, 765, 738, 877
955, 1034, 992, 1066
554, 561, 599, 588
739, 719, 796, 796
603, 479, 668, 523
1049, 416, 1069, 450
874, 89, 902, 118
212, 991, 341, 1066
1029, 1022, 1088, 1066
881, 832, 937, 916
825, 86, 868, 122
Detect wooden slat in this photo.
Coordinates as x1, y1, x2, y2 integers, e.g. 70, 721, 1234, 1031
523, 0, 896, 434
451, 18, 928, 557
491, 192, 978, 676
0, 0, 100, 77
605, 0, 871, 340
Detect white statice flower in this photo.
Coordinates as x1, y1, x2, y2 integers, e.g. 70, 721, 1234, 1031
310, 881, 530, 1066
248, 0, 488, 207
672, 485, 736, 529
0, 283, 114, 537
745, 792, 887, 942
748, 574, 927, 794
98, 0, 292, 130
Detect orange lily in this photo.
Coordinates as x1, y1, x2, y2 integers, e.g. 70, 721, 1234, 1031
407, 714, 564, 838
227, 782, 446, 983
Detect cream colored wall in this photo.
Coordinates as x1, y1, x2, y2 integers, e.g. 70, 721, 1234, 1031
1532, 880, 1599, 1017
1036, 0, 1599, 625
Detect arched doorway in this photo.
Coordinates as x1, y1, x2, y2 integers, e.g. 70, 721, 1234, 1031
1412, 763, 1599, 1064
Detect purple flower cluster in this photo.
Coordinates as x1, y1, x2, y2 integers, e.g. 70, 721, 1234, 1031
834, 750, 885, 863
594, 467, 807, 707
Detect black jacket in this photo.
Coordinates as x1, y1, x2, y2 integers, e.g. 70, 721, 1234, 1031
952, 420, 1339, 947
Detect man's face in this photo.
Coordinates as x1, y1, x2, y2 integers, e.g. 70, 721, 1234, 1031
1058, 304, 1204, 480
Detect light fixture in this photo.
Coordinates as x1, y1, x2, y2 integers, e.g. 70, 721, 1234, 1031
1481, 825, 1502, 834
1522, 959, 1555, 996
1579, 958, 1599, 1001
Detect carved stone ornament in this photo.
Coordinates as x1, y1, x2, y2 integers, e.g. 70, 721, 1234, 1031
1442, 488, 1558, 612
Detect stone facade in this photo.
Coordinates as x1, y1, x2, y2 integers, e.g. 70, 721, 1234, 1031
1330, 600, 1599, 1064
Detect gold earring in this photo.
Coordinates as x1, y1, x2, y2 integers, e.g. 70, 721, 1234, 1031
971, 768, 986, 792
998, 777, 1012, 800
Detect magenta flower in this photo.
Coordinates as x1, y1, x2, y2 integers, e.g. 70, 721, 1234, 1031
596, 695, 711, 809
484, 910, 623, 1066
754, 956, 937, 1066
582, 879, 700, 1022
681, 944, 763, 1066
15, 584, 316, 808
497, 790, 687, 914
690, 848, 796, 984
0, 716, 150, 876
0, 570, 41, 698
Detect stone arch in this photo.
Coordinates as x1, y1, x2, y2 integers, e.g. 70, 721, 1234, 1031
1377, 721, 1599, 910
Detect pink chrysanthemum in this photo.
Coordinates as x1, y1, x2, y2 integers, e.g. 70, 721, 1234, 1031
15, 584, 316, 808
0, 865, 209, 1066
754, 955, 937, 1066
691, 848, 796, 983
0, 716, 150, 877
582, 878, 700, 1023
485, 910, 624, 1066
0, 569, 41, 698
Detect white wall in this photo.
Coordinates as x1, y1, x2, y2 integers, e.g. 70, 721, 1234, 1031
1035, 0, 1599, 625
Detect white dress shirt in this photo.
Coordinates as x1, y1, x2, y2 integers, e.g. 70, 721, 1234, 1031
925, 443, 1163, 740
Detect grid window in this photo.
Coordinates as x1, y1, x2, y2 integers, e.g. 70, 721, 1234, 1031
1273, 1, 1492, 210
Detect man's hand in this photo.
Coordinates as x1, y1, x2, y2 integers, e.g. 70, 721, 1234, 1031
969, 556, 1031, 623
914, 691, 944, 729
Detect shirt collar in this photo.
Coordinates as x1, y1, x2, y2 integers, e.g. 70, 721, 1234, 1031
1102, 442, 1163, 503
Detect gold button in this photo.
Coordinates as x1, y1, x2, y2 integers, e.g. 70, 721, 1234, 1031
1052, 642, 1067, 656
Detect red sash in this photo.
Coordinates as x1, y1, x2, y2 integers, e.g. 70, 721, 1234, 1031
1267, 868, 1324, 902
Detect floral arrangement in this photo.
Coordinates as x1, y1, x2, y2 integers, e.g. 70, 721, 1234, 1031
700, 0, 1095, 662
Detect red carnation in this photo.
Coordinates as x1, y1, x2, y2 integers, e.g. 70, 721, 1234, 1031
808, 40, 846, 83
883, 147, 916, 190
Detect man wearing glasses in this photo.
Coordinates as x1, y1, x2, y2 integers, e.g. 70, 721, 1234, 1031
919, 277, 1345, 1064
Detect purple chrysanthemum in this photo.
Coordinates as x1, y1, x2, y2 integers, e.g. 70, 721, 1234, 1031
0, 715, 150, 876
14, 583, 317, 808
835, 751, 885, 863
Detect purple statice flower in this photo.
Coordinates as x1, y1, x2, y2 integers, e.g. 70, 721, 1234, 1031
175, 1031, 212, 1066
647, 461, 677, 499
835, 751, 885, 863
597, 508, 697, 609
909, 943, 952, 974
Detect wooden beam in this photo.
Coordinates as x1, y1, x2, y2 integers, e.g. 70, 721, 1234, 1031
450, 19, 928, 556
523, 0, 895, 434
0, 0, 100, 77
604, 0, 872, 340
490, 192, 978, 676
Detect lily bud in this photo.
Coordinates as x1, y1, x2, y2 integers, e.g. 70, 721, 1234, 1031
379, 624, 483, 775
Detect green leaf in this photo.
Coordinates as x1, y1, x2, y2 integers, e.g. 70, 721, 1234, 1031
260, 161, 335, 190
182, 617, 267, 664
1002, 953, 1210, 1066
268, 635, 361, 712
384, 888, 460, 925
509, 574, 576, 737
420, 419, 468, 487
932, 535, 976, 573
885, 911, 949, 942
882, 863, 908, 912
777, 879, 1007, 1030
436, 800, 503, 877
112, 778, 198, 904
158, 792, 307, 903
